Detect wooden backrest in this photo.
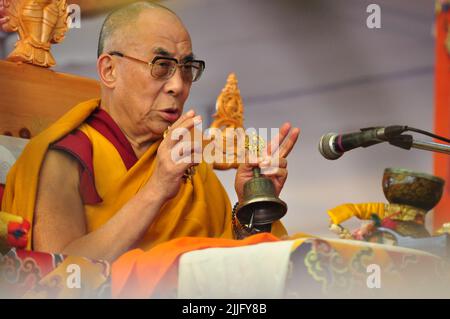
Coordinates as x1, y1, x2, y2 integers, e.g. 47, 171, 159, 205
0, 60, 100, 138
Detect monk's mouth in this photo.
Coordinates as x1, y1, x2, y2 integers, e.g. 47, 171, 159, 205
159, 109, 181, 123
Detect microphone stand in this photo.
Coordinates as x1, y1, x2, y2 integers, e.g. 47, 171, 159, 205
412, 139, 450, 155
388, 135, 450, 155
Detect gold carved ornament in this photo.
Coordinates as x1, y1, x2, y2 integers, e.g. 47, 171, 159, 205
0, 0, 69, 67
209, 73, 245, 170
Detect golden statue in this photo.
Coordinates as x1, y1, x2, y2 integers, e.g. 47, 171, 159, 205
0, 0, 69, 67
210, 73, 245, 170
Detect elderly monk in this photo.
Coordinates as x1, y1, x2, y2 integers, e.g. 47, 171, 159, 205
1, 2, 299, 262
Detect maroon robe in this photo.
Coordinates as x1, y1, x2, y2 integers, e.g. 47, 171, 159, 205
50, 108, 138, 205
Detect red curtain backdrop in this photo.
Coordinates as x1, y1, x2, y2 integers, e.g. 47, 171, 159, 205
433, 2, 450, 230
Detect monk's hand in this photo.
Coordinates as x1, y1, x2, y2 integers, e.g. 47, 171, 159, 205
234, 123, 300, 204
145, 110, 202, 202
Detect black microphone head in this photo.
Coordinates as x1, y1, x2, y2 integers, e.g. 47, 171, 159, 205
319, 132, 342, 160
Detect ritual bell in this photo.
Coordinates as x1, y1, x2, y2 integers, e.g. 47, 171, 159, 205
236, 166, 287, 233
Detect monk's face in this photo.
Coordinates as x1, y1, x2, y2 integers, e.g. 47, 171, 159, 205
112, 9, 193, 139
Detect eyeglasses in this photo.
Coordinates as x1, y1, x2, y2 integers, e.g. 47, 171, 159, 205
108, 51, 205, 82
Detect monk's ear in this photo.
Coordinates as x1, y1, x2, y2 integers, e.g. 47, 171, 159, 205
97, 54, 117, 89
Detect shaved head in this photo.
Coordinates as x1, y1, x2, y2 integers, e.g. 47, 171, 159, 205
97, 1, 178, 57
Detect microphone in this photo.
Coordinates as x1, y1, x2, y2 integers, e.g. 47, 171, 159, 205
319, 125, 407, 160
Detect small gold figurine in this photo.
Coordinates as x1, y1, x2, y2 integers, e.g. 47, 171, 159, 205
0, 0, 69, 67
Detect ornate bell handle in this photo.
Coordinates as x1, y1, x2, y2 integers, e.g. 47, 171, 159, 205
252, 167, 261, 178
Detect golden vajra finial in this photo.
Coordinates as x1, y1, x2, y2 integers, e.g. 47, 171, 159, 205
245, 132, 265, 157
0, 0, 69, 67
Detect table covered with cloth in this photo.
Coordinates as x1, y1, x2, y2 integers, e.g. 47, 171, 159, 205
1, 232, 449, 298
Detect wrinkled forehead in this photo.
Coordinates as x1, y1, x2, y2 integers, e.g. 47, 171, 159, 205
126, 9, 193, 60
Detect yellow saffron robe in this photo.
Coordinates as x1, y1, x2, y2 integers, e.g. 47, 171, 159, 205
1, 98, 286, 251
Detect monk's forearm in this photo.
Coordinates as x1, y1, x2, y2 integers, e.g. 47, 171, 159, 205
61, 188, 166, 262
